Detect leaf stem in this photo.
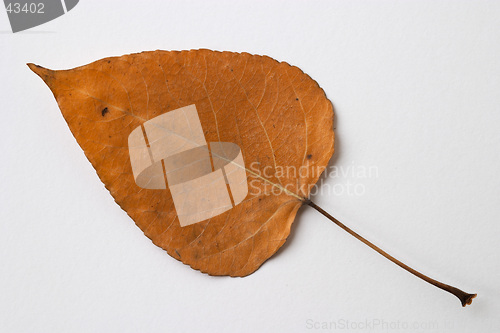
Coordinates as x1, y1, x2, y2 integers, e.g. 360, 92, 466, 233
306, 200, 476, 307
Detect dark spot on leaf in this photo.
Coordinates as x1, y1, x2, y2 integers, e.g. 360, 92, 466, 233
296, 98, 299, 101
230, 68, 233, 72
101, 107, 109, 117
175, 249, 181, 258
307, 154, 312, 159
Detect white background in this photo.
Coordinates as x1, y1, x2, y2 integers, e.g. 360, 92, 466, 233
1, 1, 499, 332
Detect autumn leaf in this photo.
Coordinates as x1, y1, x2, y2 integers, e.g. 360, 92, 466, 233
29, 49, 476, 307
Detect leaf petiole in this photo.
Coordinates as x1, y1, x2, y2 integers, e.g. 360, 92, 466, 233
306, 200, 476, 307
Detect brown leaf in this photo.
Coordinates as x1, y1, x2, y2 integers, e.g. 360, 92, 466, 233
28, 50, 334, 276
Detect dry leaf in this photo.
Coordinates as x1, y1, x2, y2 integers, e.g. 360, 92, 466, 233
29, 50, 334, 276
28, 49, 477, 307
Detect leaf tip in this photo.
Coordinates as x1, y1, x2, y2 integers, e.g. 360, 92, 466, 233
27, 62, 42, 73
27, 63, 54, 84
